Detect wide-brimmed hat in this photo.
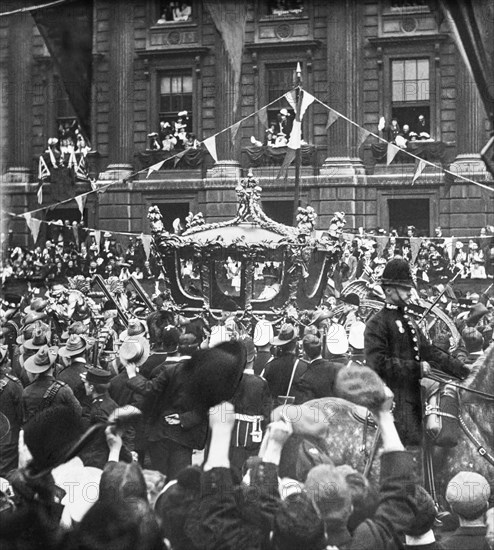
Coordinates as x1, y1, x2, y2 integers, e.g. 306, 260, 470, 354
119, 335, 150, 367
380, 258, 415, 288
24, 345, 59, 374
326, 324, 348, 355
23, 325, 50, 350
119, 319, 147, 342
24, 297, 48, 315
16, 320, 50, 345
59, 334, 88, 358
253, 320, 274, 347
20, 310, 47, 329
271, 323, 298, 346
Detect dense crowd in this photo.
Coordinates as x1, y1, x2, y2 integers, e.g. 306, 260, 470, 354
2, 223, 494, 287
0, 259, 493, 549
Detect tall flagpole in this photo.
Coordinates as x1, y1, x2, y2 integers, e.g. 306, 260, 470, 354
292, 63, 302, 226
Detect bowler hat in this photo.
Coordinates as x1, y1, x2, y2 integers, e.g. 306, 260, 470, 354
119, 319, 147, 342
85, 367, 112, 385
272, 323, 298, 346
59, 334, 88, 358
334, 363, 387, 410
380, 258, 415, 288
446, 471, 490, 519
24, 345, 59, 374
119, 335, 150, 367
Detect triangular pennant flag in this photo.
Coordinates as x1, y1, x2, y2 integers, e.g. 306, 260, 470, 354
230, 121, 241, 148
75, 194, 87, 217
356, 128, 371, 150
146, 160, 165, 178
174, 150, 187, 167
325, 110, 339, 130
48, 147, 57, 168
288, 120, 302, 150
94, 229, 101, 250
410, 237, 423, 264
75, 154, 91, 182
412, 159, 427, 185
442, 168, 455, 197
276, 147, 297, 182
141, 233, 152, 261
386, 142, 401, 165
37, 183, 44, 205
299, 90, 315, 120
374, 235, 389, 257
284, 89, 297, 112
203, 136, 218, 163
24, 214, 42, 244
68, 149, 77, 169
38, 155, 50, 180
257, 106, 268, 129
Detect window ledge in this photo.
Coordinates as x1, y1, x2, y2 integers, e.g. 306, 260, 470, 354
368, 33, 449, 47
150, 21, 197, 30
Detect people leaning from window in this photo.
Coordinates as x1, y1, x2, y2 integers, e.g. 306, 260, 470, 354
381, 114, 432, 147
149, 111, 200, 152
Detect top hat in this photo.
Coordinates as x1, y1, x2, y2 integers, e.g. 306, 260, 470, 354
59, 334, 88, 358
119, 335, 150, 367
271, 323, 298, 346
24, 345, 59, 374
119, 319, 147, 342
380, 258, 415, 288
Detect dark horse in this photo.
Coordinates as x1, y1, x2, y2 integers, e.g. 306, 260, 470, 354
294, 347, 494, 504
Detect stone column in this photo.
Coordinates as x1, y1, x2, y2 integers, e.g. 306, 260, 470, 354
449, 55, 490, 177
101, 0, 134, 179
320, 0, 366, 181
5, 12, 33, 183
206, 27, 241, 180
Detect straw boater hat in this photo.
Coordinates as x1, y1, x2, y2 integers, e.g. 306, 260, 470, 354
58, 334, 88, 358
119, 335, 150, 367
24, 345, 59, 374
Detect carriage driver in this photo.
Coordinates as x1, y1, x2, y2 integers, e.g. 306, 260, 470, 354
364, 258, 470, 447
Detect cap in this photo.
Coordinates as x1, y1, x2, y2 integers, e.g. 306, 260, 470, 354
85, 367, 113, 385
271, 323, 298, 346
24, 345, 59, 374
446, 471, 490, 519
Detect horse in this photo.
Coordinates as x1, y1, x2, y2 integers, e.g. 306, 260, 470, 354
285, 348, 494, 505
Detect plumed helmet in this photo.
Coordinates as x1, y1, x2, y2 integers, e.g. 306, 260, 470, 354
380, 258, 415, 288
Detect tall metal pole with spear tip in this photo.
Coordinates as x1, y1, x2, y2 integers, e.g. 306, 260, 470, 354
292, 62, 303, 226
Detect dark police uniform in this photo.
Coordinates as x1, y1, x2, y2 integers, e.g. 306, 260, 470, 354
0, 372, 23, 475
365, 303, 469, 446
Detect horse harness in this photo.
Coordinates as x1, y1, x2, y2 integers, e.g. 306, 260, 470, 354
424, 370, 494, 467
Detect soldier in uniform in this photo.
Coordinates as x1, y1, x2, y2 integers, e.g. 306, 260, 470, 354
364, 258, 470, 447
22, 345, 82, 423
0, 345, 23, 475
57, 334, 90, 405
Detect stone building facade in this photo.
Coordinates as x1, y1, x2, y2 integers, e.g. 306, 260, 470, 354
0, 0, 492, 246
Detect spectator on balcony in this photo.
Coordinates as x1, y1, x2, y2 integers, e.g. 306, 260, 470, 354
468, 241, 486, 279
148, 132, 161, 151
275, 108, 292, 139
415, 113, 431, 139
264, 124, 276, 146
173, 1, 191, 21
273, 132, 288, 147
184, 133, 200, 150
385, 118, 401, 144
161, 131, 177, 152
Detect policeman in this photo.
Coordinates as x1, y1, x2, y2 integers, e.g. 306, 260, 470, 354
22, 345, 82, 423
0, 345, 23, 475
